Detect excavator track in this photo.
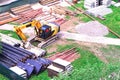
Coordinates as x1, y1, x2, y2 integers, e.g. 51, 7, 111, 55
37, 34, 59, 48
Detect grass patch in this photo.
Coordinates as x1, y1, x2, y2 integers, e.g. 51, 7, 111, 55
105, 32, 118, 38
100, 45, 120, 63
65, 15, 71, 20
0, 74, 8, 80
52, 44, 120, 80
0, 30, 20, 40
30, 71, 50, 80
99, 6, 120, 37
71, 1, 120, 38
30, 44, 120, 80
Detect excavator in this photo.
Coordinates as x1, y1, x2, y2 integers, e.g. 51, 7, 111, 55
14, 20, 60, 48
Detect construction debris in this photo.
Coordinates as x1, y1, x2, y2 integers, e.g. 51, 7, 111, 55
75, 21, 109, 36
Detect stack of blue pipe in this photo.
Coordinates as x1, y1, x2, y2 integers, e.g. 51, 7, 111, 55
0, 42, 52, 78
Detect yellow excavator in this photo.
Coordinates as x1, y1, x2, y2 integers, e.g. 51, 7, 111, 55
14, 20, 60, 48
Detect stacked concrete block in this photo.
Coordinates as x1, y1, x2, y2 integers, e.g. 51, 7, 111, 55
84, 0, 112, 9
47, 58, 73, 78
85, 5, 113, 17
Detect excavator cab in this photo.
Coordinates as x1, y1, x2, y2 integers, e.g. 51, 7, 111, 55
40, 25, 54, 39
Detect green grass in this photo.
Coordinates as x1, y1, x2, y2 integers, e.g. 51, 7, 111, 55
69, 1, 120, 38
100, 45, 120, 63
30, 71, 50, 80
0, 30, 20, 40
0, 74, 8, 80
1, 1, 120, 80
99, 6, 120, 36
29, 44, 120, 80
52, 45, 120, 80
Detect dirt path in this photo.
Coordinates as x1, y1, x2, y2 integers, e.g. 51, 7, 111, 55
60, 31, 120, 46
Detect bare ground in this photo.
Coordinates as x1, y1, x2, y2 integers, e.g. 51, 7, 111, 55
47, 16, 109, 63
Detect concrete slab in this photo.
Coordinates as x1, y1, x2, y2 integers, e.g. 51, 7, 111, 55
86, 5, 113, 17
114, 3, 120, 7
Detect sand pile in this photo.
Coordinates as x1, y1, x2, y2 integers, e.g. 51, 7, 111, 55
75, 21, 109, 36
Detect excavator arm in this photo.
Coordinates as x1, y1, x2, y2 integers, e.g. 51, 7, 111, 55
14, 20, 42, 42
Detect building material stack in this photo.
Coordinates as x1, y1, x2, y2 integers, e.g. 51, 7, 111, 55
0, 12, 19, 25
51, 5, 77, 16
0, 42, 52, 79
10, 4, 32, 14
47, 58, 73, 78
85, 5, 113, 19
48, 48, 80, 62
11, 4, 43, 24
10, 66, 27, 79
39, 0, 60, 6
84, 0, 112, 9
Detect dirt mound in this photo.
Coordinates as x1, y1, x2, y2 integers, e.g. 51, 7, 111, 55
75, 21, 109, 36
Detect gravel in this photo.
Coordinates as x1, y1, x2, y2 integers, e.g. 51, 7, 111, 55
75, 21, 109, 36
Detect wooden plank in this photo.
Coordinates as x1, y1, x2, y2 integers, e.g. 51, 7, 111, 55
0, 17, 19, 25
12, 8, 32, 14
0, 12, 9, 17
11, 4, 30, 11
0, 16, 12, 21
40, 0, 59, 5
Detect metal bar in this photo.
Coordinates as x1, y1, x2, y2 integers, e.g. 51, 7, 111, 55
2, 48, 25, 62
0, 54, 18, 64
0, 57, 15, 66
17, 62, 34, 77
2, 42, 29, 58
0, 61, 10, 68
2, 42, 34, 58
25, 59, 42, 74
2, 51, 20, 63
